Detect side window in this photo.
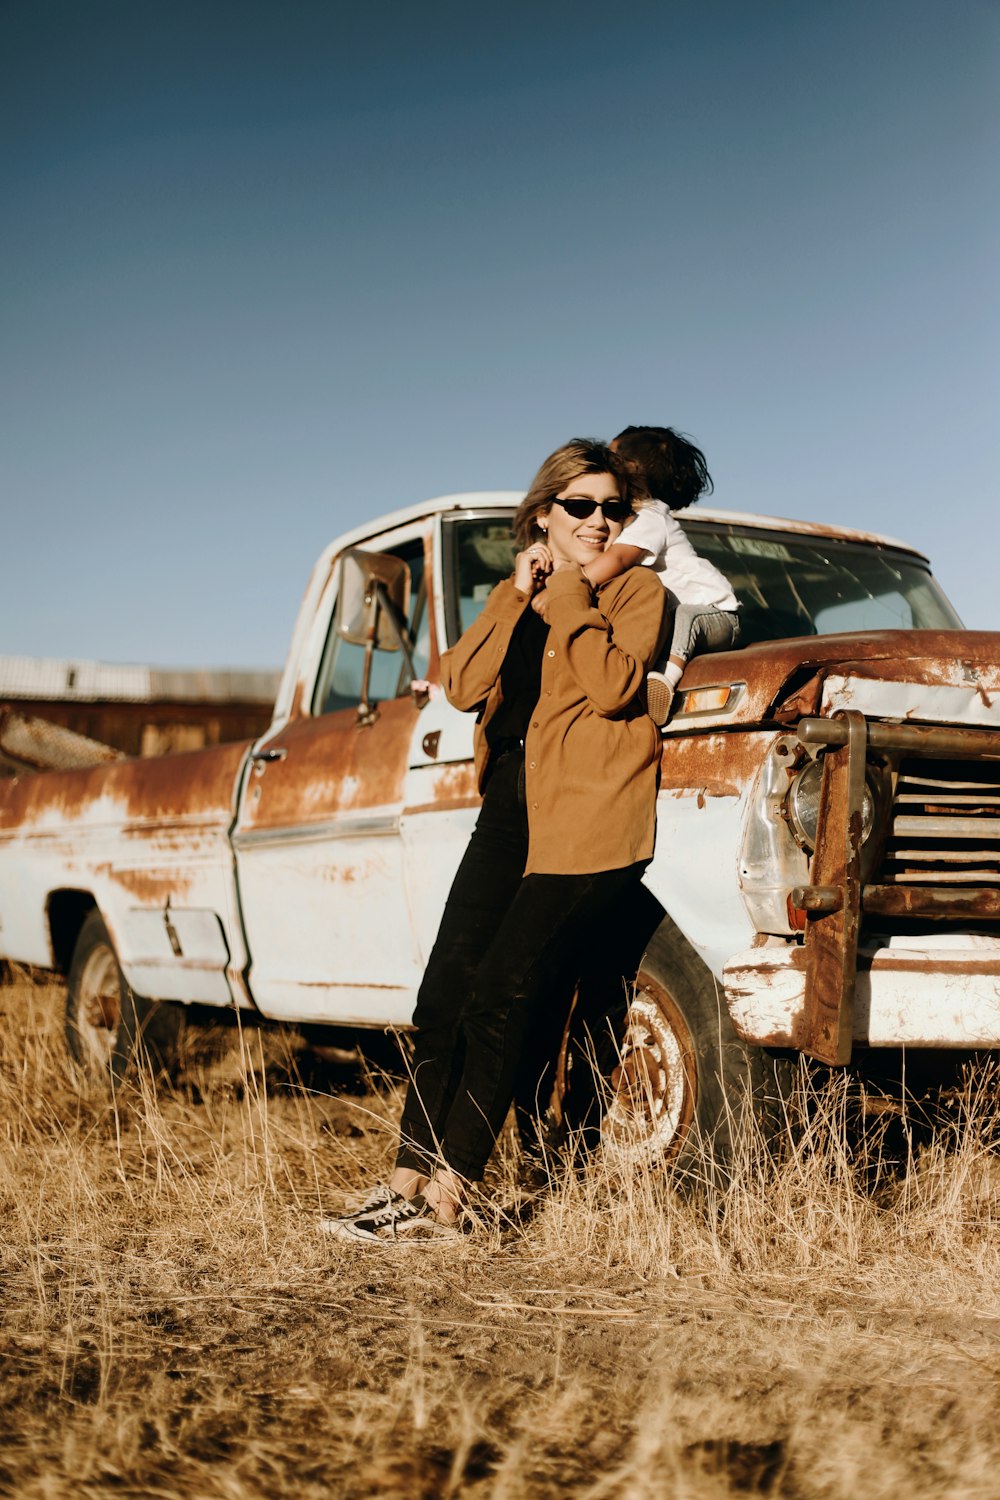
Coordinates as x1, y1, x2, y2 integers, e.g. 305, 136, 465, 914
314, 538, 429, 716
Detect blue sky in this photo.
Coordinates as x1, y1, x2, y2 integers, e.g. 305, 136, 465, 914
2, 0, 997, 667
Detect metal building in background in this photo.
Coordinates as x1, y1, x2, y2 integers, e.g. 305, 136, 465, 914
0, 654, 280, 773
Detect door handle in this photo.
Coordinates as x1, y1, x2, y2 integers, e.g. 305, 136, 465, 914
250, 746, 288, 763
421, 730, 441, 759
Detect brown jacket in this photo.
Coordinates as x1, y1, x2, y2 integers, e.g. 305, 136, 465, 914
441, 565, 669, 875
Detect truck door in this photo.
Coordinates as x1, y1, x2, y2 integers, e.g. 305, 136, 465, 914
399, 509, 517, 961
231, 532, 429, 1027
400, 690, 479, 964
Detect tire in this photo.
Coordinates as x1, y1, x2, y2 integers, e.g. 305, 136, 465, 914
65, 910, 185, 1088
594, 913, 792, 1180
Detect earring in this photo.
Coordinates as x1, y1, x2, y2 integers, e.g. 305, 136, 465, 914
539, 521, 547, 532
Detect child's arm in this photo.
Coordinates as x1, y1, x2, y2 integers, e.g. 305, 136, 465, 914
533, 542, 649, 616
582, 542, 649, 588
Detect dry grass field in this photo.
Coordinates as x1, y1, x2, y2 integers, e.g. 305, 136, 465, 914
3, 972, 1000, 1498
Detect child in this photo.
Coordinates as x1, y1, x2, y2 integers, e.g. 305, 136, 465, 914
582, 425, 740, 724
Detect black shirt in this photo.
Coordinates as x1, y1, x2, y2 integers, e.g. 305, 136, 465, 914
485, 605, 549, 749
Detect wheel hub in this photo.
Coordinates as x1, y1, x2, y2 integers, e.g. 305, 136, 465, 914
75, 945, 121, 1071
601, 987, 696, 1166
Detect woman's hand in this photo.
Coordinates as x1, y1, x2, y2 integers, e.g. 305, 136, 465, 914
513, 541, 553, 596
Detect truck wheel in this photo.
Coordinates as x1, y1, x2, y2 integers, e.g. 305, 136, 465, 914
65, 910, 184, 1087
599, 914, 791, 1178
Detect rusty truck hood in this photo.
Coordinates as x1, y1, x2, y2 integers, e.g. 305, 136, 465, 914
671, 630, 1000, 732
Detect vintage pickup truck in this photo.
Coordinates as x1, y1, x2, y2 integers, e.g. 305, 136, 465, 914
1, 493, 998, 1166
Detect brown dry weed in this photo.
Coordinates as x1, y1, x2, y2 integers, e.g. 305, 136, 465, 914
2, 972, 1000, 1498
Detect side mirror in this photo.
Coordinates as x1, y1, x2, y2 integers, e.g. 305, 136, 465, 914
334, 548, 416, 725
336, 548, 411, 650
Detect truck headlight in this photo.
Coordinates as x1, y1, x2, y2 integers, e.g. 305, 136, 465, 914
785, 757, 876, 853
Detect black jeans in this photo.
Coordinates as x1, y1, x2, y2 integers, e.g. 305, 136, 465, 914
396, 748, 646, 1182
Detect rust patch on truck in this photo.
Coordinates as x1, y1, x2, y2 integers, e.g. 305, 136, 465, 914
427, 762, 478, 801
235, 696, 414, 834
858, 951, 1000, 979
797, 711, 866, 1065
863, 885, 1000, 921
118, 741, 249, 823
726, 947, 809, 1049
319, 862, 376, 884
659, 731, 766, 796
842, 656, 1000, 694
0, 740, 249, 835
0, 760, 107, 831
100, 865, 197, 903
406, 795, 481, 817
288, 680, 307, 720
728, 943, 1000, 1050
673, 630, 1000, 733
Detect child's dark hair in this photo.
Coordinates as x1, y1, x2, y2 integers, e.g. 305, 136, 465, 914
612, 426, 713, 510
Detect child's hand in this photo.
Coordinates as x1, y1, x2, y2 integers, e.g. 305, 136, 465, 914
530, 586, 549, 618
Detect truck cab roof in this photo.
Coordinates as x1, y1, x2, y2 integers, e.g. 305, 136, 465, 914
314, 492, 930, 573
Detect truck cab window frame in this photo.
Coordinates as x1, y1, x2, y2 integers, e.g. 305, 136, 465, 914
312, 534, 430, 716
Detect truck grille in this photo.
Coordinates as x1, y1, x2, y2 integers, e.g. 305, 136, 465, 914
880, 757, 1000, 887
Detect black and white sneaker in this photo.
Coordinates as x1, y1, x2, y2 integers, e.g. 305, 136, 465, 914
319, 1190, 456, 1245
338, 1182, 396, 1219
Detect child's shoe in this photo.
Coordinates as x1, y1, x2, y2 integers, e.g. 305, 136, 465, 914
646, 671, 675, 726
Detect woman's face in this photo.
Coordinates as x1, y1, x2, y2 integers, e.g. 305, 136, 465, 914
542, 471, 629, 568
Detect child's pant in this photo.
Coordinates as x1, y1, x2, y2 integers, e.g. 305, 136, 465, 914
663, 603, 740, 667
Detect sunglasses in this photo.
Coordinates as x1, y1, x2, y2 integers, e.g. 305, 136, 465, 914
552, 496, 633, 523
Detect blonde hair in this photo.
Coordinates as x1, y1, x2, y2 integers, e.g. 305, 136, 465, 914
512, 438, 648, 549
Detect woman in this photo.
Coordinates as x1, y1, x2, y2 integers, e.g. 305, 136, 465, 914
321, 438, 668, 1243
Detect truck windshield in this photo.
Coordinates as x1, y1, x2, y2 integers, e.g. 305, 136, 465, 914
443, 515, 962, 647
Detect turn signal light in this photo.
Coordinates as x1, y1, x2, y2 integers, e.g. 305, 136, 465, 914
673, 683, 744, 717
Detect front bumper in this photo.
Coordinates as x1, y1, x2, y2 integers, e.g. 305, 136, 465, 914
724, 937, 1000, 1049
781, 713, 1000, 1064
